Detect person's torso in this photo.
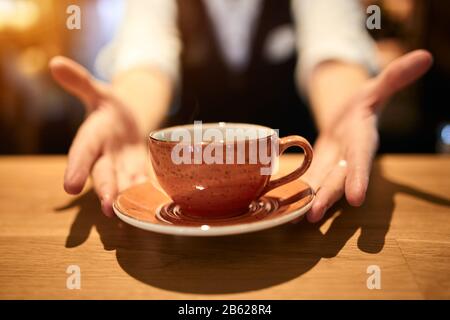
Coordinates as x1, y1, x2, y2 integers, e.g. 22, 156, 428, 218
167, 0, 316, 140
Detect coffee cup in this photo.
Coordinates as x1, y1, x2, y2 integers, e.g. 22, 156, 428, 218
148, 122, 313, 218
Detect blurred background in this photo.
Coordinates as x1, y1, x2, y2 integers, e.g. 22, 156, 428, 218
0, 0, 449, 154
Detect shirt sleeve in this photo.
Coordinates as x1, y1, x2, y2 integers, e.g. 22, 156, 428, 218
291, 0, 379, 90
95, 0, 181, 82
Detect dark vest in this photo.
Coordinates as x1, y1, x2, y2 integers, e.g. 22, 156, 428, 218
168, 0, 316, 140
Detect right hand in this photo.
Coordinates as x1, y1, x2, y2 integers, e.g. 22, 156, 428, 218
50, 56, 149, 217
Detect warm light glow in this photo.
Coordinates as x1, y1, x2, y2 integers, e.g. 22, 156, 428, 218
16, 46, 48, 75
0, 0, 40, 31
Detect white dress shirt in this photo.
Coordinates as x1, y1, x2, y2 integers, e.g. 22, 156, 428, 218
96, 0, 378, 90
204, 0, 264, 72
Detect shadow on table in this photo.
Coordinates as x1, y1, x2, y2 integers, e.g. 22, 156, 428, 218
55, 163, 450, 294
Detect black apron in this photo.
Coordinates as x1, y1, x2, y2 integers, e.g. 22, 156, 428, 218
167, 0, 316, 141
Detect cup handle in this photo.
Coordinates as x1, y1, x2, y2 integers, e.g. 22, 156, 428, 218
261, 135, 313, 195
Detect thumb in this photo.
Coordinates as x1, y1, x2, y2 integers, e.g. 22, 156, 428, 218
372, 50, 433, 105
49, 56, 106, 112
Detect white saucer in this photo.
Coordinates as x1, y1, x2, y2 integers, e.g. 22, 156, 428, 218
113, 180, 314, 237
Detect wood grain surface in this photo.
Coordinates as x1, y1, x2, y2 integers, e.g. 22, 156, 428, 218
0, 155, 449, 299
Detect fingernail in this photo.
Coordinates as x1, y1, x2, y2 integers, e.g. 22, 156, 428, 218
291, 216, 304, 224
101, 195, 114, 218
64, 180, 81, 195
307, 214, 321, 223
64, 169, 86, 194
307, 206, 325, 223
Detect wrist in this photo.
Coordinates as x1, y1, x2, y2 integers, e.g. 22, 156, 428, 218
113, 67, 173, 137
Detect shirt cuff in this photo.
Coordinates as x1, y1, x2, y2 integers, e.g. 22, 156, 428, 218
95, 40, 180, 83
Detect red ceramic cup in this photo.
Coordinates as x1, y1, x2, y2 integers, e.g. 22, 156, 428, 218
148, 123, 313, 218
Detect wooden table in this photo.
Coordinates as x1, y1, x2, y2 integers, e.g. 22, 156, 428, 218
0, 155, 449, 299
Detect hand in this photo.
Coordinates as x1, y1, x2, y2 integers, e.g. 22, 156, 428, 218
50, 57, 149, 217
304, 50, 433, 223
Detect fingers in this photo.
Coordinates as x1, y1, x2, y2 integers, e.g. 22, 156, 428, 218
64, 112, 107, 194
302, 135, 340, 190
371, 50, 433, 107
49, 56, 106, 111
114, 144, 149, 191
345, 159, 370, 207
92, 154, 117, 217
307, 160, 347, 223
345, 122, 378, 207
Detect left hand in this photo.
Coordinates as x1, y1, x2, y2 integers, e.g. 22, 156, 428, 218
304, 50, 433, 223
49, 57, 149, 217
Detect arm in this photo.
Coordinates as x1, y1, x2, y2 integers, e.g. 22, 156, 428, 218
304, 52, 432, 224
292, 0, 432, 222
112, 67, 173, 136
98, 0, 180, 135
292, 0, 377, 129
308, 61, 369, 132
51, 0, 180, 216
